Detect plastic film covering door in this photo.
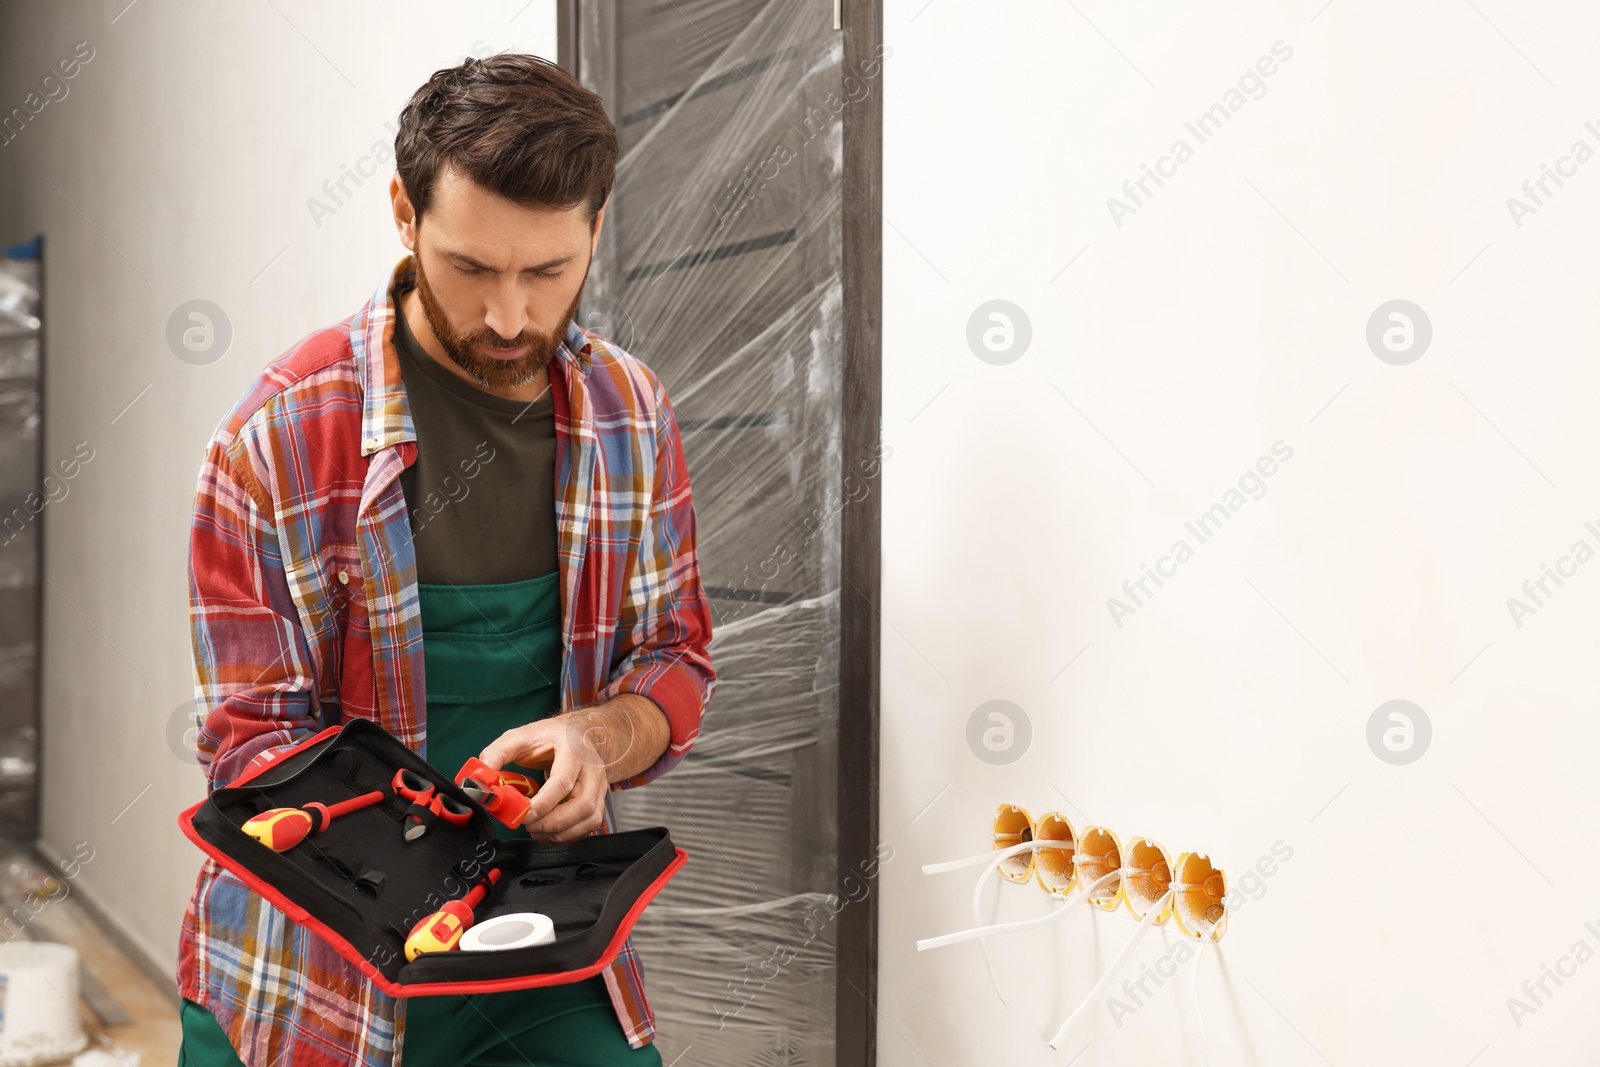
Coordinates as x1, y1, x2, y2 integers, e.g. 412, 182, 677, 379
577, 2, 858, 1063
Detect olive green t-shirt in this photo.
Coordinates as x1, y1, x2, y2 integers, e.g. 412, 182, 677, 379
393, 291, 558, 584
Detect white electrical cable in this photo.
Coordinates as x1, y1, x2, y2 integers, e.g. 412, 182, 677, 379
919, 838, 1081, 1006
970, 845, 1122, 995
920, 838, 1064, 875
970, 839, 1054, 1005
1046, 889, 1173, 1050
968, 841, 1071, 926
915, 868, 1119, 951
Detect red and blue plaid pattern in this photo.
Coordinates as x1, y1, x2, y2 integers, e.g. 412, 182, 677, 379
176, 257, 716, 1065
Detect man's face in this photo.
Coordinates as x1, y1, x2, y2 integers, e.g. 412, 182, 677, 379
394, 166, 601, 390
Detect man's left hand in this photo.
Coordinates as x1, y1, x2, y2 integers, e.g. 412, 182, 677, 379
477, 695, 669, 844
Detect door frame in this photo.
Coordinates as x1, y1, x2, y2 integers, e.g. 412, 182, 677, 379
559, 4, 883, 1063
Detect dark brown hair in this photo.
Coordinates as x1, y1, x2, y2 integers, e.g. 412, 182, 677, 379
395, 53, 617, 226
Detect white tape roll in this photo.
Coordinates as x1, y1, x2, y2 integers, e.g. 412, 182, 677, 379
460, 911, 556, 952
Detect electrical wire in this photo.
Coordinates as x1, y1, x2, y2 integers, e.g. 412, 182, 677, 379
915, 869, 1120, 951
1047, 889, 1173, 1050
920, 838, 1085, 1005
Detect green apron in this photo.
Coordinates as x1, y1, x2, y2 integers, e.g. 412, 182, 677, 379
413, 571, 562, 832
403, 572, 661, 1067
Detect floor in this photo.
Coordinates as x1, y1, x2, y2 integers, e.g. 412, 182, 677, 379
0, 844, 180, 1066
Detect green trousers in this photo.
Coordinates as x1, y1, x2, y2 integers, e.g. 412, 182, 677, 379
178, 978, 660, 1066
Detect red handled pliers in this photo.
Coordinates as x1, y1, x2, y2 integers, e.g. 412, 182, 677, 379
392, 767, 473, 842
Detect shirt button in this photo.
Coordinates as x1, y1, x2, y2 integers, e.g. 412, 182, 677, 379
365, 438, 378, 450
337, 570, 350, 584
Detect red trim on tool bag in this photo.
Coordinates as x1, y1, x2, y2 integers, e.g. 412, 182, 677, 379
178, 721, 689, 997
226, 724, 345, 788
391, 847, 688, 996
179, 797, 385, 985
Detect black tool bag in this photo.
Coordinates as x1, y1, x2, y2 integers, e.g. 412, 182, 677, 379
178, 717, 685, 995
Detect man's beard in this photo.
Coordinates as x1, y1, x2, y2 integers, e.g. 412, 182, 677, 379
412, 252, 586, 390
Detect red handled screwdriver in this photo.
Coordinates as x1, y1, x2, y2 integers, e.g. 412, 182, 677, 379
242, 790, 387, 852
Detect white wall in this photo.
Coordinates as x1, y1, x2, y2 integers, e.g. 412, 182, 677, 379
881, 2, 1600, 1064
0, 0, 557, 984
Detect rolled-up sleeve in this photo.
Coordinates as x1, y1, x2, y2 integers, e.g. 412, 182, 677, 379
599, 384, 716, 789
188, 435, 320, 790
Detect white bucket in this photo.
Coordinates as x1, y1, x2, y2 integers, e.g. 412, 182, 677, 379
0, 942, 88, 1067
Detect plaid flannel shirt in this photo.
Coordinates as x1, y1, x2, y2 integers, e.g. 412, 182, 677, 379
175, 256, 716, 1066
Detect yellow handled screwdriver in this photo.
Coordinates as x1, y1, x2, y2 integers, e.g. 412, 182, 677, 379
241, 789, 387, 852
404, 868, 504, 960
